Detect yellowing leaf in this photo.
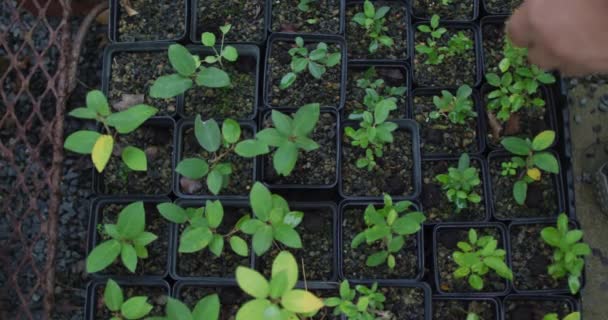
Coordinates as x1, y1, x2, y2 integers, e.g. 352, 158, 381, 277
527, 168, 541, 181
92, 135, 114, 173
281, 290, 324, 313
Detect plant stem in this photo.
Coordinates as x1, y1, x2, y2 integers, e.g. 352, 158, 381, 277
209, 145, 235, 165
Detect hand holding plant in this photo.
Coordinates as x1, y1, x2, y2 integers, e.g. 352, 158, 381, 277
280, 37, 341, 89
436, 153, 482, 212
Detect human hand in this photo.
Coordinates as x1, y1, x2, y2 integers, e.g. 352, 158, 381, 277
507, 0, 608, 76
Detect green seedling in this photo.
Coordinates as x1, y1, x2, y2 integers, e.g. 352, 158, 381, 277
86, 201, 157, 273
64, 90, 158, 173
453, 228, 513, 291
325, 281, 386, 320
352, 66, 406, 118
150, 24, 238, 99
543, 312, 581, 320
352, 0, 394, 53
102, 279, 153, 320
235, 251, 324, 320
430, 84, 477, 125
500, 130, 559, 205
280, 37, 341, 89
157, 295, 221, 320
416, 15, 473, 65
436, 153, 482, 212
467, 313, 480, 320
156, 201, 249, 257
351, 194, 425, 269
541, 213, 591, 294
298, 0, 317, 12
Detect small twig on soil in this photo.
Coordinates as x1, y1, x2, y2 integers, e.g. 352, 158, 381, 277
301, 258, 308, 291
487, 111, 503, 141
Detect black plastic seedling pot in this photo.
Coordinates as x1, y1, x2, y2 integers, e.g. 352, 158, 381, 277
432, 296, 502, 320
259, 108, 341, 190
479, 14, 509, 76
339, 119, 422, 201
508, 218, 586, 295
264, 33, 348, 110
432, 222, 512, 297
92, 117, 176, 197
420, 155, 493, 225
349, 281, 433, 320
412, 87, 487, 157
338, 200, 425, 283
410, 0, 480, 22
267, 0, 346, 35
502, 294, 581, 320
108, 0, 187, 43
487, 150, 566, 222
86, 279, 171, 319
173, 119, 258, 199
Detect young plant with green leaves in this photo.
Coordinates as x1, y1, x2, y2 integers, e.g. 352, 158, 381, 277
102, 279, 153, 320
416, 15, 473, 65
235, 251, 324, 320
352, 0, 394, 53
297, 0, 316, 12
429, 85, 477, 125
239, 182, 304, 256
324, 281, 386, 320
452, 228, 513, 291
543, 312, 581, 320
156, 201, 249, 257
351, 194, 425, 269
436, 153, 482, 212
149, 24, 238, 99
157, 295, 221, 320
64, 90, 158, 173
280, 37, 342, 89
351, 66, 406, 118
485, 38, 556, 121
500, 130, 559, 205
344, 98, 398, 171
541, 213, 590, 294
86, 201, 157, 273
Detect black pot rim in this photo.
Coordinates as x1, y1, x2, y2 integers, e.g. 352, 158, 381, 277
409, 0, 480, 23
348, 280, 433, 319
267, 0, 346, 35
502, 294, 581, 319
431, 295, 502, 320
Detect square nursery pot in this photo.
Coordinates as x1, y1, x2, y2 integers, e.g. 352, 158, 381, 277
482, 0, 523, 15
254, 202, 339, 286
179, 45, 260, 121
345, 0, 411, 62
508, 218, 586, 294
413, 88, 486, 157
410, 0, 480, 22
349, 281, 432, 320
433, 223, 512, 296
339, 201, 425, 283
102, 44, 178, 117
190, 0, 268, 45
345, 62, 411, 121
86, 279, 170, 319
432, 296, 501, 320
264, 33, 347, 110
502, 295, 580, 320
173, 119, 257, 199
480, 15, 509, 76
421, 155, 492, 224
412, 22, 482, 88
87, 197, 172, 280
170, 199, 253, 281
109, 0, 187, 43
339, 119, 422, 200
260, 109, 340, 189
488, 150, 566, 222
269, 0, 345, 35
93, 117, 176, 197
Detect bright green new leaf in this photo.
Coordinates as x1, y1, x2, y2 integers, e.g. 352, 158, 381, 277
205, 200, 224, 228
229, 236, 249, 257
222, 46, 238, 62
195, 116, 221, 152
272, 251, 299, 291
235, 299, 270, 320
366, 251, 388, 267
532, 130, 555, 151
179, 227, 213, 253
168, 44, 197, 77
206, 169, 224, 195
150, 74, 193, 98
167, 298, 193, 320
253, 225, 273, 256
513, 180, 528, 205
274, 224, 302, 248
293, 103, 320, 136
273, 142, 298, 176
235, 139, 270, 157
117, 201, 145, 240
69, 107, 97, 119
196, 67, 231, 88
533, 152, 559, 173
193, 294, 220, 320
280, 72, 297, 89
121, 296, 153, 320
87, 90, 110, 116
106, 104, 158, 134
202, 32, 216, 46
236, 266, 270, 298
250, 182, 273, 220
501, 137, 531, 156
176, 158, 209, 179
121, 243, 138, 273
104, 279, 124, 312
121, 146, 147, 171
222, 119, 241, 144
86, 239, 122, 273
64, 130, 101, 154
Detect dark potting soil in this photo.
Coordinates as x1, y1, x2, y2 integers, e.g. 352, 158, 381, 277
183, 59, 256, 120
345, 66, 409, 119
432, 299, 496, 320
96, 203, 169, 276
510, 223, 568, 291
176, 207, 250, 278
267, 40, 342, 109
94, 284, 167, 319
345, 2, 408, 60
179, 127, 254, 196
271, 0, 341, 34
436, 227, 507, 293
258, 208, 333, 281
342, 207, 419, 279
422, 158, 487, 223
414, 28, 477, 87
504, 298, 573, 320
481, 20, 505, 75
117, 0, 185, 42
484, 96, 551, 146
263, 113, 337, 186
489, 156, 558, 219
178, 286, 247, 320
109, 51, 176, 116
341, 130, 414, 197
414, 95, 479, 155
484, 0, 523, 15
195, 0, 265, 43
379, 287, 426, 320
100, 124, 173, 195
412, 0, 475, 21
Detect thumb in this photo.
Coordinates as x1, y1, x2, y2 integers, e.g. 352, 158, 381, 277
506, 0, 534, 48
